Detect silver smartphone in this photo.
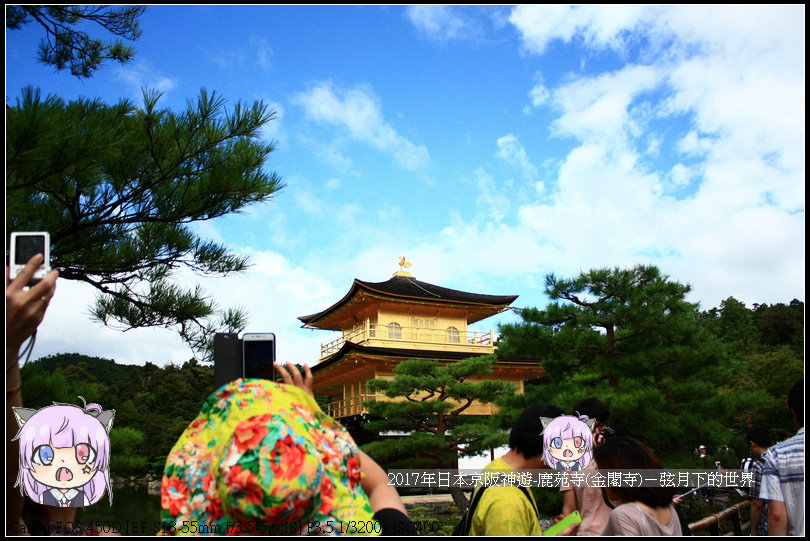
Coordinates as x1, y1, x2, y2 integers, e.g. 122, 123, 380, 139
242, 332, 277, 381
9, 232, 51, 284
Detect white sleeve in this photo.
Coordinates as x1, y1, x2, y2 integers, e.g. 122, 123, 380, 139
757, 448, 784, 502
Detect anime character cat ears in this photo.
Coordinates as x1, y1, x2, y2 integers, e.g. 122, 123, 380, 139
13, 407, 39, 429
13, 397, 115, 434
539, 414, 597, 432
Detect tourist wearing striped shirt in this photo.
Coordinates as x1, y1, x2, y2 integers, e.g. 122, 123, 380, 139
759, 380, 804, 536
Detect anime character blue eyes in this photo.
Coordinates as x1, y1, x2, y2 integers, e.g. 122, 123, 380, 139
551, 436, 585, 449
32, 443, 96, 467
33, 445, 55, 466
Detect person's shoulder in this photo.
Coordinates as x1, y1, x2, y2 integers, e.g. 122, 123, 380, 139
784, 428, 805, 447
477, 482, 529, 502
767, 430, 805, 458
481, 457, 508, 471
476, 482, 536, 519
611, 502, 639, 516
602, 502, 641, 524
602, 503, 642, 535
472, 483, 538, 535
780, 428, 803, 444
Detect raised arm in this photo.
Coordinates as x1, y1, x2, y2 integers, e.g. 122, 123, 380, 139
6, 254, 58, 533
357, 450, 407, 515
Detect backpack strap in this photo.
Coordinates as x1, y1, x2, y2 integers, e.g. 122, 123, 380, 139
516, 484, 541, 520
461, 483, 491, 535
462, 478, 540, 534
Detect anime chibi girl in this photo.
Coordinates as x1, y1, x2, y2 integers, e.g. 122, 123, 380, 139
13, 398, 114, 507
542, 415, 595, 471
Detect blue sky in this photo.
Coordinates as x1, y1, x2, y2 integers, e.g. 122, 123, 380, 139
6, 5, 805, 367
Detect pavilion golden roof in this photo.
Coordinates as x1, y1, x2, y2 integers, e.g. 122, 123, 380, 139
298, 274, 518, 330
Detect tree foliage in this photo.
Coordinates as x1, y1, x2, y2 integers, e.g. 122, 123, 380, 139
362, 355, 515, 468
701, 296, 761, 354
727, 346, 804, 440
702, 297, 804, 445
7, 87, 284, 359
701, 297, 804, 355
754, 300, 804, 349
6, 5, 146, 78
498, 265, 742, 463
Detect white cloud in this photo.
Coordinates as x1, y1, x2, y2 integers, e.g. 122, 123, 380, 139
325, 178, 343, 191
35, 280, 193, 367
34, 248, 346, 367
496, 134, 538, 181
293, 188, 324, 216
474, 167, 511, 222
676, 131, 713, 157
259, 100, 284, 143
206, 36, 275, 73
509, 5, 653, 55
406, 5, 467, 41
194, 251, 341, 365
503, 4, 804, 311
669, 163, 693, 187
115, 60, 177, 102
514, 4, 805, 202
294, 82, 430, 172
294, 133, 354, 173
529, 81, 550, 108
250, 36, 273, 71
548, 64, 661, 146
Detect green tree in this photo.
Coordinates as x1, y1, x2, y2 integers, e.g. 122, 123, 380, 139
715, 297, 761, 353
363, 355, 515, 511
6, 5, 146, 78
700, 296, 803, 451
729, 346, 804, 438
7, 87, 284, 359
109, 426, 149, 476
756, 301, 804, 349
498, 265, 739, 462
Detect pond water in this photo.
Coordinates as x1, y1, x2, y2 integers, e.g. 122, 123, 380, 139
75, 485, 163, 536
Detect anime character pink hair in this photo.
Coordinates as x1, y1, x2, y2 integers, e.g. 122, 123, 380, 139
13, 399, 114, 506
542, 415, 593, 470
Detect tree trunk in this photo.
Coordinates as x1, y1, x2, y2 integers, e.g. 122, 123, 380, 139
606, 325, 619, 388
450, 485, 470, 514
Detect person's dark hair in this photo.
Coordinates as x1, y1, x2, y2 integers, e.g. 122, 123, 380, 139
573, 397, 610, 424
594, 436, 676, 508
747, 427, 772, 448
510, 404, 564, 458
788, 379, 803, 426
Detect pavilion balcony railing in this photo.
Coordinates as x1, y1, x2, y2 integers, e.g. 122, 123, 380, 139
322, 393, 376, 419
319, 324, 494, 359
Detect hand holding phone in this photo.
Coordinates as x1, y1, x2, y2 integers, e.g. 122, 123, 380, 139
242, 333, 276, 381
274, 362, 314, 396
9, 232, 51, 285
543, 510, 581, 536
6, 253, 58, 354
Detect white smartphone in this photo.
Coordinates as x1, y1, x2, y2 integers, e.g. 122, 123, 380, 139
242, 332, 277, 381
9, 232, 51, 284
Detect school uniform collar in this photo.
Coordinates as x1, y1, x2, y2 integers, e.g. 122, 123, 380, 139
48, 488, 79, 505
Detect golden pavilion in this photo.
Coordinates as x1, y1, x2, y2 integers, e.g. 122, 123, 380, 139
301, 260, 545, 421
